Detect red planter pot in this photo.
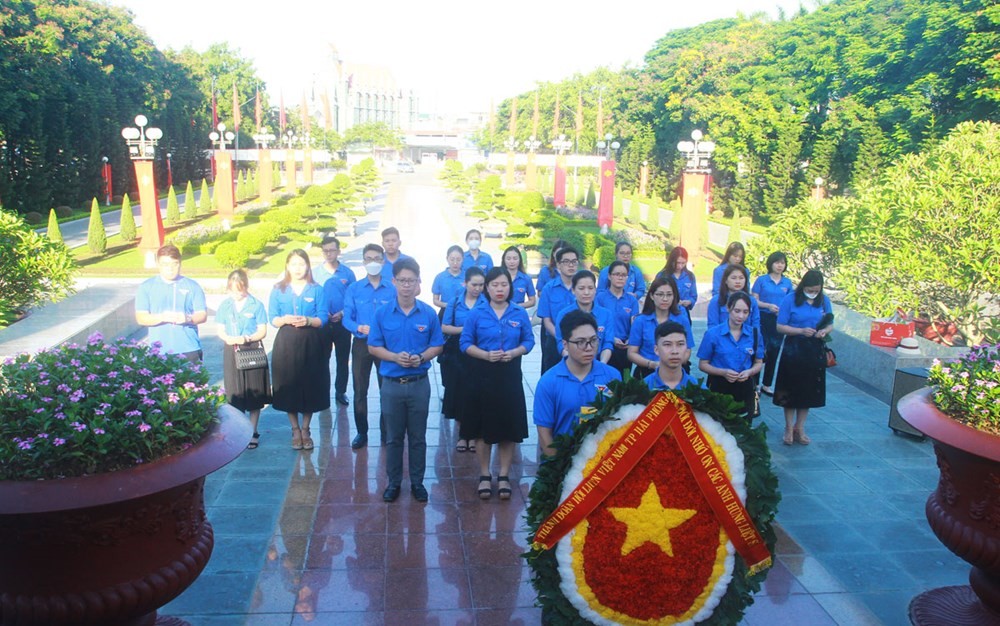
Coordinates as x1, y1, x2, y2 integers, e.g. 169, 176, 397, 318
898, 387, 1000, 626
0, 404, 251, 626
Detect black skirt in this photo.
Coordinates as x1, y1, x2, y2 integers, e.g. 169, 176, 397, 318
459, 356, 529, 444
271, 325, 330, 414
439, 334, 463, 419
222, 342, 271, 412
773, 335, 826, 409
707, 375, 756, 420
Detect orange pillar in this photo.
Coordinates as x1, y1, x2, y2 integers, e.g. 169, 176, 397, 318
259, 149, 272, 204
303, 148, 313, 185
285, 149, 297, 194
134, 160, 164, 268
214, 151, 235, 220
680, 172, 708, 262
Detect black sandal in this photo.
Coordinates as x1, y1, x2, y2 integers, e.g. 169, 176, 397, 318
247, 432, 260, 449
478, 475, 493, 500
497, 475, 512, 501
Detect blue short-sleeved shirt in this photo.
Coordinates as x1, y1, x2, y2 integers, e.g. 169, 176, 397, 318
656, 270, 698, 311
712, 263, 751, 297
443, 293, 481, 328
644, 370, 704, 391
268, 282, 327, 326
216, 295, 268, 337
432, 269, 465, 306
597, 264, 647, 299
380, 252, 414, 282
777, 293, 833, 329
697, 323, 764, 372
537, 278, 575, 321
323, 277, 352, 317
596, 289, 640, 342
461, 250, 493, 272
312, 263, 356, 293
459, 302, 535, 353
628, 312, 695, 361
510, 271, 536, 304
536, 265, 558, 293
706, 293, 762, 330
752, 274, 794, 308
367, 299, 445, 378
342, 278, 396, 338
135, 275, 207, 354
534, 360, 622, 436
553, 304, 615, 355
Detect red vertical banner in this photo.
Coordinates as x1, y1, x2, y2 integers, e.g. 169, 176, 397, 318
597, 160, 616, 229
279, 92, 286, 134
255, 88, 262, 131
134, 160, 164, 261
554, 155, 567, 207
211, 87, 219, 180
214, 151, 235, 218
232, 82, 241, 133
102, 162, 113, 206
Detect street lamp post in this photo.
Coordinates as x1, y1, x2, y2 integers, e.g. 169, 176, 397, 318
101, 156, 112, 206
524, 135, 541, 191
812, 176, 825, 200
121, 114, 164, 268
552, 134, 572, 207
253, 129, 276, 204
209, 123, 237, 223
284, 130, 298, 194
596, 133, 620, 235
675, 129, 716, 263
503, 136, 519, 189
165, 152, 173, 189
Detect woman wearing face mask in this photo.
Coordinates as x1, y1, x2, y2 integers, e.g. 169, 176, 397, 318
502, 245, 536, 308
697, 292, 764, 421
440, 267, 486, 452
657, 246, 697, 315
712, 241, 750, 297
774, 270, 833, 446
433, 245, 466, 314
707, 264, 761, 331
752, 251, 794, 395
627, 275, 694, 380
461, 229, 493, 272
596, 260, 639, 374
553, 270, 615, 364
269, 250, 328, 450
460, 267, 535, 500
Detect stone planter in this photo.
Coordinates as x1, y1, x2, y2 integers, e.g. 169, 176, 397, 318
0, 404, 251, 625
898, 387, 1000, 625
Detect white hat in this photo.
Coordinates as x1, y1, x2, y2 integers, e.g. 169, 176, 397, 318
896, 337, 920, 356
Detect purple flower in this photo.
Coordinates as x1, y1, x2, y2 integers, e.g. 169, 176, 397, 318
126, 410, 142, 418
69, 390, 85, 402
142, 398, 156, 406
17, 441, 32, 450
139, 368, 152, 376
56, 384, 71, 393
93, 428, 106, 435
164, 421, 173, 427
53, 438, 66, 446
71, 422, 87, 432
138, 423, 151, 433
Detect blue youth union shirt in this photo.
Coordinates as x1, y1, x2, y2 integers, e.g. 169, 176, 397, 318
368, 299, 445, 378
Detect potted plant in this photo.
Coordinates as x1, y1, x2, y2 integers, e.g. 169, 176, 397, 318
897, 343, 1000, 625
0, 333, 251, 625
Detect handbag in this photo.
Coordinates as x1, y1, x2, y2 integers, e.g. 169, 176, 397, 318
234, 342, 268, 370
824, 346, 838, 368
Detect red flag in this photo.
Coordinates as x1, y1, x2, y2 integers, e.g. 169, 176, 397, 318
211, 84, 218, 130
232, 82, 241, 132
255, 88, 262, 131
553, 162, 566, 207
279, 92, 286, 134
598, 160, 616, 228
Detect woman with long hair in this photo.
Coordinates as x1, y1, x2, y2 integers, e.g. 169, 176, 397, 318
440, 267, 486, 452
502, 245, 536, 308
553, 270, 615, 364
217, 269, 270, 449
268, 249, 328, 450
711, 241, 749, 297
774, 270, 833, 445
460, 267, 535, 500
707, 264, 761, 330
627, 274, 694, 380
596, 260, 640, 374
657, 246, 698, 314
535, 238, 568, 293
752, 251, 794, 395
597, 241, 646, 300
697, 292, 764, 420
432, 245, 466, 313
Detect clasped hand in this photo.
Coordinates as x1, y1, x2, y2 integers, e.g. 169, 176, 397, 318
724, 369, 752, 383
485, 349, 515, 362
395, 351, 422, 367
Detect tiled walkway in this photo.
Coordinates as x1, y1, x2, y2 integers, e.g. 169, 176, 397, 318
159, 171, 969, 624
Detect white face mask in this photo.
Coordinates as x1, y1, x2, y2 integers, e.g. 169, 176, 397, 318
364, 262, 383, 276
467, 239, 481, 251
804, 291, 819, 300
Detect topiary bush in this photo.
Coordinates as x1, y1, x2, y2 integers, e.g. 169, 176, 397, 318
86, 199, 106, 254
23, 212, 44, 225
47, 209, 63, 244
237, 227, 270, 255
591, 244, 617, 269
119, 193, 137, 243
214, 241, 251, 269
165, 186, 180, 225
54, 206, 73, 219
184, 181, 197, 220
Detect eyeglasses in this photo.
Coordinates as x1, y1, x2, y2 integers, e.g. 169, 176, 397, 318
559, 258, 579, 266
609, 272, 628, 278
566, 337, 599, 350
395, 278, 419, 286
363, 256, 383, 263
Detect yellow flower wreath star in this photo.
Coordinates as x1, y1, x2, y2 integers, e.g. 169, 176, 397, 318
608, 482, 697, 557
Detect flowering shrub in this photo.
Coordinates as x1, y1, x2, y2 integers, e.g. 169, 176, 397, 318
0, 333, 225, 480
929, 343, 1000, 435
167, 223, 227, 248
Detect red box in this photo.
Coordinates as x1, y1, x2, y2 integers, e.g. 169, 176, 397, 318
870, 321, 916, 347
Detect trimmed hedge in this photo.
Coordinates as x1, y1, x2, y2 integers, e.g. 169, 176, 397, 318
214, 241, 251, 269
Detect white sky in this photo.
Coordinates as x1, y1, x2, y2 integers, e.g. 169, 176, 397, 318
109, 0, 811, 115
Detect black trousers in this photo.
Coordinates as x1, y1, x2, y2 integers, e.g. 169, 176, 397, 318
707, 375, 756, 420
351, 337, 384, 437
324, 320, 352, 396
540, 328, 560, 375
759, 311, 781, 388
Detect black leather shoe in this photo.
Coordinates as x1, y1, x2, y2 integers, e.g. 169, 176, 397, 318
411, 484, 428, 503
351, 434, 368, 449
336, 393, 349, 406
382, 485, 401, 502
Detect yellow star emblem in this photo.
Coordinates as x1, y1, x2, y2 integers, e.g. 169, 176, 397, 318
608, 483, 697, 557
